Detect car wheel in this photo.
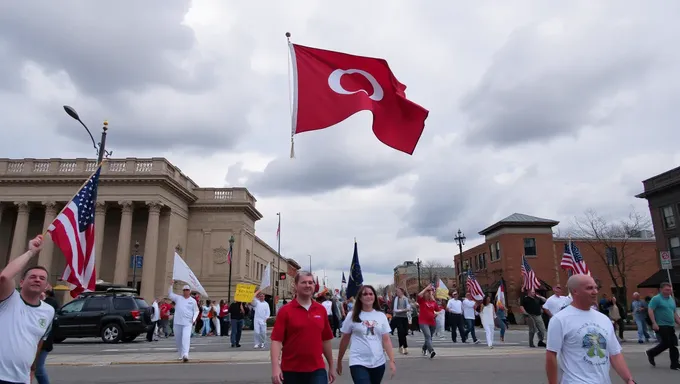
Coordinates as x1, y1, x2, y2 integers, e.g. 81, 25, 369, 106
101, 323, 123, 343
122, 334, 138, 343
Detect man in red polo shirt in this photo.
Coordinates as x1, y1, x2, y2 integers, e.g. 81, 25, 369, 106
271, 271, 335, 384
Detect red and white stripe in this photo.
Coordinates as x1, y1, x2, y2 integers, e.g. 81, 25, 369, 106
466, 278, 484, 301
48, 200, 96, 297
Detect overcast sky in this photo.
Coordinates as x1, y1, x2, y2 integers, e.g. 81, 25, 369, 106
1, 1, 678, 288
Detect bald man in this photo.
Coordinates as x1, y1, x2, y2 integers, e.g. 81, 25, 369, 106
545, 275, 635, 384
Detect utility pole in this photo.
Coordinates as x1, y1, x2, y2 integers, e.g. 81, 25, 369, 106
416, 258, 422, 291
454, 229, 466, 296
227, 235, 235, 302
276, 212, 281, 306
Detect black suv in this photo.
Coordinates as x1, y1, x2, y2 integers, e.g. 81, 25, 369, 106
52, 288, 152, 343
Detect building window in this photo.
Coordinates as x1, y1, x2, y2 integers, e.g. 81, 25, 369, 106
481, 253, 487, 269
605, 247, 618, 266
662, 206, 676, 229
489, 244, 497, 261
474, 256, 479, 271
495, 242, 501, 260
463, 260, 469, 271
669, 237, 680, 259
524, 238, 537, 256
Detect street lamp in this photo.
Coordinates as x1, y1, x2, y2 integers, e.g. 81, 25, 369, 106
276, 212, 281, 305
415, 258, 422, 291
131, 241, 140, 291
454, 229, 466, 295
63, 105, 112, 163
227, 235, 235, 302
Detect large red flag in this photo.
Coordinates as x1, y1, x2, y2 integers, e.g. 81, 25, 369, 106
290, 44, 429, 155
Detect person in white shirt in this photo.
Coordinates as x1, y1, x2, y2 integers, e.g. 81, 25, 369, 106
0, 235, 55, 384
337, 284, 396, 383
543, 285, 572, 321
546, 274, 635, 384
462, 293, 480, 344
479, 296, 497, 348
168, 282, 200, 362
211, 300, 221, 336
446, 291, 466, 343
147, 298, 160, 342
252, 290, 271, 349
391, 288, 411, 354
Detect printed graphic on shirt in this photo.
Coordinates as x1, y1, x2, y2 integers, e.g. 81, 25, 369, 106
578, 323, 609, 364
39, 318, 47, 328
362, 320, 378, 337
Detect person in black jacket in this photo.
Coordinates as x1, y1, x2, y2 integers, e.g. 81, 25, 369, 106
35, 288, 59, 384
229, 301, 248, 347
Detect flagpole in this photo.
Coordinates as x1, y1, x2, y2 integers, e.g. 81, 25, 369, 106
276, 212, 281, 303
286, 32, 298, 159
42, 159, 107, 238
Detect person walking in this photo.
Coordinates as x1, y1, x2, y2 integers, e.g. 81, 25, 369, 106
417, 285, 441, 358
496, 301, 507, 342
391, 288, 411, 354
646, 282, 680, 370
337, 285, 396, 384
147, 298, 160, 342
229, 301, 248, 347
35, 286, 59, 384
608, 296, 625, 342
158, 299, 171, 338
219, 299, 230, 337
270, 271, 335, 384
462, 292, 479, 344
252, 291, 270, 349
630, 292, 650, 344
546, 274, 636, 384
0, 235, 56, 384
520, 289, 547, 348
479, 296, 496, 348
168, 282, 200, 362
446, 291, 466, 343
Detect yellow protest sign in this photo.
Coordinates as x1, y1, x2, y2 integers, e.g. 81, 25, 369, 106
234, 283, 257, 302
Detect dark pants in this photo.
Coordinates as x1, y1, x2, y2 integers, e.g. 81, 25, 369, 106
450, 313, 465, 342
392, 316, 409, 348
146, 320, 158, 341
0, 380, 23, 384
231, 319, 244, 345
282, 368, 328, 384
350, 364, 385, 384
647, 326, 679, 367
220, 317, 230, 336
464, 318, 477, 342
328, 315, 339, 337
615, 318, 624, 340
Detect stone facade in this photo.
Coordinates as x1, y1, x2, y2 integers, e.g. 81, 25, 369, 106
456, 213, 659, 314
0, 157, 299, 301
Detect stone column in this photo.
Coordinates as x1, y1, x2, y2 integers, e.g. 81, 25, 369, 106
140, 202, 162, 301
113, 201, 134, 285
94, 202, 107, 279
10, 202, 31, 260
38, 201, 59, 272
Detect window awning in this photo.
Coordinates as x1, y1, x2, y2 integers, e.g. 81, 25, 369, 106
637, 267, 680, 288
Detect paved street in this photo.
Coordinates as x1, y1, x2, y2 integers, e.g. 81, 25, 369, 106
49, 327, 655, 356
47, 351, 679, 383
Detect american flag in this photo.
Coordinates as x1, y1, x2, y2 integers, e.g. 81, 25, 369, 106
561, 241, 590, 275
48, 166, 101, 298
465, 270, 484, 300
521, 255, 541, 292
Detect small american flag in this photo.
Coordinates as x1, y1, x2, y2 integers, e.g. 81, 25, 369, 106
561, 241, 590, 275
48, 166, 101, 297
521, 255, 541, 292
465, 270, 484, 300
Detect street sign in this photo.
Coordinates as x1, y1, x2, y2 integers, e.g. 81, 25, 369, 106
660, 251, 672, 270
129, 255, 143, 269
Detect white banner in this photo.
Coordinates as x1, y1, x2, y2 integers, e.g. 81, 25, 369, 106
260, 262, 271, 291
172, 252, 208, 297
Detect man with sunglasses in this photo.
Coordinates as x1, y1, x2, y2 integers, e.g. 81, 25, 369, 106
168, 281, 200, 362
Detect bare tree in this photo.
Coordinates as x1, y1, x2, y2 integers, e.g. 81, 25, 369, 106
569, 208, 652, 309
421, 260, 454, 286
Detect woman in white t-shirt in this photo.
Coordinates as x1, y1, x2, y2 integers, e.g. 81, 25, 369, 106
337, 285, 397, 384
479, 296, 496, 348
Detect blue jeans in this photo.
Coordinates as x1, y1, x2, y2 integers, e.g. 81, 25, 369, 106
231, 319, 244, 345
464, 319, 477, 342
498, 319, 506, 338
282, 368, 327, 383
634, 316, 650, 341
201, 318, 211, 336
350, 364, 385, 384
35, 350, 50, 384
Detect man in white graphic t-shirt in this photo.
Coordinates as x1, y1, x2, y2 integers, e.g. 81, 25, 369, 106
0, 235, 55, 384
546, 274, 635, 384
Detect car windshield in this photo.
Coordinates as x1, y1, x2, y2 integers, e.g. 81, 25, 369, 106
134, 298, 149, 308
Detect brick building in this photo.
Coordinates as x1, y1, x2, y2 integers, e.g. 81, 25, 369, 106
636, 166, 680, 295
455, 213, 659, 315
393, 261, 456, 296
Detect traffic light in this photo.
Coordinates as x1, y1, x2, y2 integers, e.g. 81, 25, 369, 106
279, 272, 287, 280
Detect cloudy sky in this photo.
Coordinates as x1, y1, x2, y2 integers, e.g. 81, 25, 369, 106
2, 1, 678, 288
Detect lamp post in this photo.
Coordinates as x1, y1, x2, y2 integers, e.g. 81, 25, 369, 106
276, 212, 281, 304
454, 229, 466, 295
227, 235, 235, 302
131, 241, 140, 291
416, 258, 422, 291
63, 105, 112, 163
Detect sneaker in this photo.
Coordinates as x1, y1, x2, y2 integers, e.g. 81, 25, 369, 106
537, 341, 546, 347
489, 346, 493, 349
474, 340, 480, 344
422, 347, 427, 356
403, 348, 408, 355
430, 351, 436, 359
182, 356, 189, 363
670, 365, 680, 371
399, 347, 404, 354
638, 340, 644, 344
646, 350, 655, 367
254, 345, 261, 349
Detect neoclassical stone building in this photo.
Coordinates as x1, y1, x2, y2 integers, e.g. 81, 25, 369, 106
0, 157, 297, 301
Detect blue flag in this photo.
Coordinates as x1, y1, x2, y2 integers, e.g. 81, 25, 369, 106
346, 240, 363, 299
341, 272, 346, 285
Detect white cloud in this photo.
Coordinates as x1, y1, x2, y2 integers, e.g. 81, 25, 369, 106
1, 1, 678, 288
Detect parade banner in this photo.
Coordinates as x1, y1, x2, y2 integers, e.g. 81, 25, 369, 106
435, 278, 449, 300
173, 252, 208, 297
234, 283, 257, 302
